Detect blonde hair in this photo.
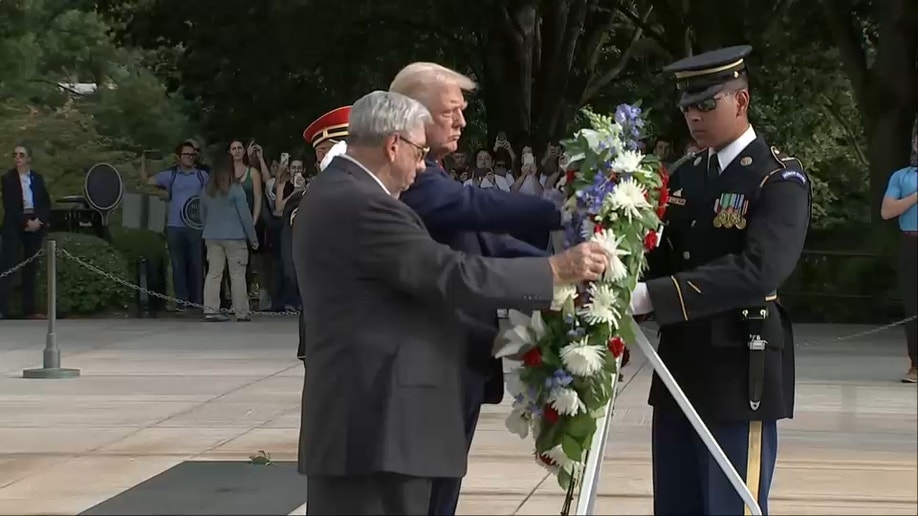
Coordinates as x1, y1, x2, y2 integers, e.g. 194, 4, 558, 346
389, 62, 477, 105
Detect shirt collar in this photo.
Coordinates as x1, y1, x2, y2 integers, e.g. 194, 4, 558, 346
339, 154, 392, 196
710, 124, 756, 172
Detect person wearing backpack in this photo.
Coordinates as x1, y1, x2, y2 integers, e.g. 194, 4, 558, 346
142, 141, 208, 310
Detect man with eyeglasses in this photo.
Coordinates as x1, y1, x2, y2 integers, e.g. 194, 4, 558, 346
0, 145, 52, 320
628, 46, 811, 515
142, 140, 208, 311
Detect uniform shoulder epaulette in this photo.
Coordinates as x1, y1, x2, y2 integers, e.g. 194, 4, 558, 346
759, 146, 807, 187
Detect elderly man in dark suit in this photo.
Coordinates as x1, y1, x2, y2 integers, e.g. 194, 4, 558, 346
389, 62, 564, 516
0, 144, 52, 320
293, 90, 608, 516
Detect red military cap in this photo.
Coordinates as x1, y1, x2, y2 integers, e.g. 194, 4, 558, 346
302, 106, 351, 148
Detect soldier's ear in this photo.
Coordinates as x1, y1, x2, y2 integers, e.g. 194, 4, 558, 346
734, 89, 750, 117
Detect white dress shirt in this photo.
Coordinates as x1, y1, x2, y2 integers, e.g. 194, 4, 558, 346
19, 171, 34, 210
709, 124, 756, 172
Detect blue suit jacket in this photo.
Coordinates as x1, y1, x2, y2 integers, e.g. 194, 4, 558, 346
400, 158, 562, 403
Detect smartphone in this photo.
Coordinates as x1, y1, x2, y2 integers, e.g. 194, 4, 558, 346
143, 149, 163, 160
522, 153, 535, 166
280, 152, 290, 166
293, 173, 305, 188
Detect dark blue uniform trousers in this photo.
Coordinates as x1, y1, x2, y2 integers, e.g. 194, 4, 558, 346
652, 409, 778, 515
427, 368, 488, 516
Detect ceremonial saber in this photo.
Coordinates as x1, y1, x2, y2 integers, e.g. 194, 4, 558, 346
596, 318, 761, 516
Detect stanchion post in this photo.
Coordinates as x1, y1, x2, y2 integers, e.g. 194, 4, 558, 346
22, 239, 80, 379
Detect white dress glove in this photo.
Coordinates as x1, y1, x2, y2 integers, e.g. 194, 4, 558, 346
629, 282, 654, 316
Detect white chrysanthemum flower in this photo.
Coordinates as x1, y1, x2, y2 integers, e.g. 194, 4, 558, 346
548, 387, 585, 416
551, 284, 578, 311
609, 149, 644, 174
580, 283, 622, 327
590, 228, 630, 282
505, 408, 530, 439
609, 177, 651, 221
494, 310, 547, 358
543, 444, 578, 472
560, 338, 606, 377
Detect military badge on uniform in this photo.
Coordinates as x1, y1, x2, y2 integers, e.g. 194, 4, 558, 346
781, 170, 807, 184
668, 189, 686, 206
713, 193, 749, 229
693, 156, 703, 166
740, 156, 753, 166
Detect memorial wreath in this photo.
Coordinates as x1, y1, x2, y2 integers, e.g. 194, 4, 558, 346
495, 104, 667, 495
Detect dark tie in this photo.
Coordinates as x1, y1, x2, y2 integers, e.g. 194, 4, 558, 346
708, 155, 721, 179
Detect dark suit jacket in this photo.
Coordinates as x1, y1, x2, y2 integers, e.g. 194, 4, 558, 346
400, 159, 561, 403
293, 156, 553, 479
1, 169, 51, 234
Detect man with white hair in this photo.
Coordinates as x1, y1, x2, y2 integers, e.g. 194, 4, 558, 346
390, 62, 566, 516
293, 90, 609, 515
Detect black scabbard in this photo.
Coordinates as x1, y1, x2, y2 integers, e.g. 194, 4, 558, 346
742, 307, 768, 411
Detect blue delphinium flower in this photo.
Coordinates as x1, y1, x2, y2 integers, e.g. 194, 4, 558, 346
564, 212, 585, 247
545, 369, 575, 390
615, 103, 646, 151
615, 103, 641, 127
575, 171, 615, 214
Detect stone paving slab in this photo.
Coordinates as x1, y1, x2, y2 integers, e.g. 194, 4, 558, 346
0, 319, 915, 515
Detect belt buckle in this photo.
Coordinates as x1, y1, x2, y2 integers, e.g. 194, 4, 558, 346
748, 335, 767, 351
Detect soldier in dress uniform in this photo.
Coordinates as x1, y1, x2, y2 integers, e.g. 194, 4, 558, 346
286, 106, 351, 364
630, 45, 811, 515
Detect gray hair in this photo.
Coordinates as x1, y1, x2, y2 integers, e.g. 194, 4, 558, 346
348, 90, 432, 147
389, 62, 477, 107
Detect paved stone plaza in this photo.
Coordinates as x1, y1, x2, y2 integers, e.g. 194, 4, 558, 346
0, 318, 915, 515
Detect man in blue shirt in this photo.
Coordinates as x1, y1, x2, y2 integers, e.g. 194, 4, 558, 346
143, 141, 209, 309
881, 130, 918, 383
391, 62, 563, 516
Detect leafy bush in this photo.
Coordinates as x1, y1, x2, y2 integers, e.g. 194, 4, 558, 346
21, 232, 133, 315
109, 227, 168, 278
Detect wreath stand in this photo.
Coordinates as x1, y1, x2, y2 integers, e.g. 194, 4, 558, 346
566, 317, 763, 516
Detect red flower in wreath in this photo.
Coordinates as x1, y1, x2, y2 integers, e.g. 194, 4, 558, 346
659, 165, 670, 186
608, 336, 625, 358
543, 405, 559, 423
565, 169, 576, 184
593, 222, 604, 234
538, 453, 555, 466
657, 204, 668, 219
643, 230, 659, 250
658, 187, 669, 207
522, 347, 543, 367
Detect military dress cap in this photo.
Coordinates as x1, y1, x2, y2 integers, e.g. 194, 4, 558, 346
663, 45, 753, 108
302, 106, 351, 148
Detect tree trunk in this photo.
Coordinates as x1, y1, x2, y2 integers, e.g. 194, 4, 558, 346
484, 0, 538, 152
822, 0, 918, 223
865, 0, 918, 221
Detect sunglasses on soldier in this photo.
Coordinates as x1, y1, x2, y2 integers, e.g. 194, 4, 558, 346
680, 89, 739, 113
